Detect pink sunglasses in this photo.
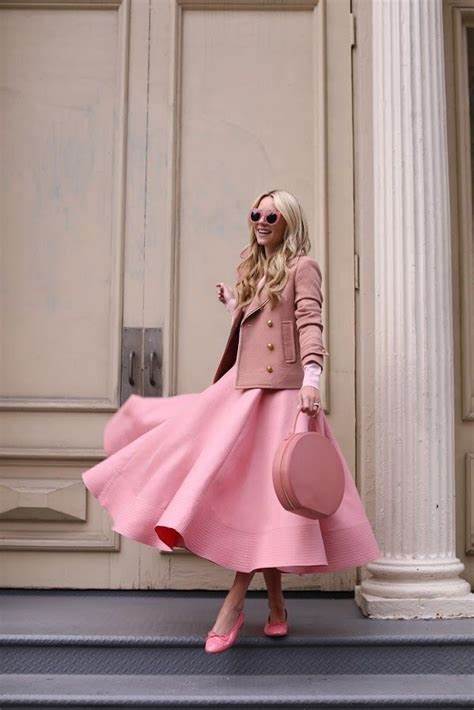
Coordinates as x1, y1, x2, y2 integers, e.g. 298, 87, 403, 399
248, 207, 283, 225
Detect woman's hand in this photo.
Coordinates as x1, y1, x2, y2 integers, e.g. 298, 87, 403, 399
299, 385, 321, 417
215, 281, 235, 307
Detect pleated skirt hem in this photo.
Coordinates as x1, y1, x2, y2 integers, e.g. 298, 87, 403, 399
85, 473, 380, 576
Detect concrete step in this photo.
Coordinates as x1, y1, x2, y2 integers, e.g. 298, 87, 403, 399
1, 672, 474, 708
1, 591, 473, 676
3, 631, 473, 675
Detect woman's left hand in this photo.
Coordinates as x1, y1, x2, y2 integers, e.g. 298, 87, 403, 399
299, 385, 321, 417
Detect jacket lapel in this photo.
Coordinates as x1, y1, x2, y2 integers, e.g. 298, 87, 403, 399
230, 294, 265, 329
241, 293, 270, 323
231, 256, 300, 326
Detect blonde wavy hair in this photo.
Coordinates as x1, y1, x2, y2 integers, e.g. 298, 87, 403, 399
234, 189, 311, 310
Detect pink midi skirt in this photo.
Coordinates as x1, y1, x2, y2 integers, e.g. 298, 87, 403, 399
82, 361, 381, 575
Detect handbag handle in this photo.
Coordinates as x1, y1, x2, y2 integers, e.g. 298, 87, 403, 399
290, 403, 321, 434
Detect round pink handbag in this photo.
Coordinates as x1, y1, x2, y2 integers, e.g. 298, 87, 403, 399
272, 407, 345, 520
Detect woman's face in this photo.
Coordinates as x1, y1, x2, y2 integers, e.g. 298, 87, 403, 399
249, 196, 287, 255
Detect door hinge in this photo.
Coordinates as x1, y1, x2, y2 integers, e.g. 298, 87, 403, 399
350, 12, 356, 48
354, 252, 360, 290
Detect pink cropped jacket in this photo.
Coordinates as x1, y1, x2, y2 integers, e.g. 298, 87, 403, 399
212, 254, 329, 389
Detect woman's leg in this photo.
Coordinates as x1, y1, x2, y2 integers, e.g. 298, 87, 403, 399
262, 567, 287, 623
210, 570, 255, 635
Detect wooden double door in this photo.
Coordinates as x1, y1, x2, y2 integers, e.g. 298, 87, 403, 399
0, 0, 357, 590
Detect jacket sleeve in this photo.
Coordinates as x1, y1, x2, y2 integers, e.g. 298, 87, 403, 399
294, 256, 330, 369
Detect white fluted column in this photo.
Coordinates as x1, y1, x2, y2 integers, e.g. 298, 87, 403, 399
354, 0, 474, 618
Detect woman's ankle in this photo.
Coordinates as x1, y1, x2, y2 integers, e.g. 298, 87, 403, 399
268, 595, 285, 611
222, 589, 245, 611
227, 595, 245, 613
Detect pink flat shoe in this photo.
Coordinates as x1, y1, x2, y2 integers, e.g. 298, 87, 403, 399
263, 607, 288, 637
205, 610, 245, 653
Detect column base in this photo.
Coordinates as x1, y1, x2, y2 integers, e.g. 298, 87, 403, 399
355, 584, 474, 619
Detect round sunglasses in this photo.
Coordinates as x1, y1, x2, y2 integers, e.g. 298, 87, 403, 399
248, 207, 283, 225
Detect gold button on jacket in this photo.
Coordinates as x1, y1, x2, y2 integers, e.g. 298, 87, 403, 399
212, 253, 329, 390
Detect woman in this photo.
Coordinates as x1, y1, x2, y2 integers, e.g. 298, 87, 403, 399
81, 189, 380, 654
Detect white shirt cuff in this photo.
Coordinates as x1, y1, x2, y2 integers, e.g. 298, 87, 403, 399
225, 296, 237, 314
302, 361, 322, 389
